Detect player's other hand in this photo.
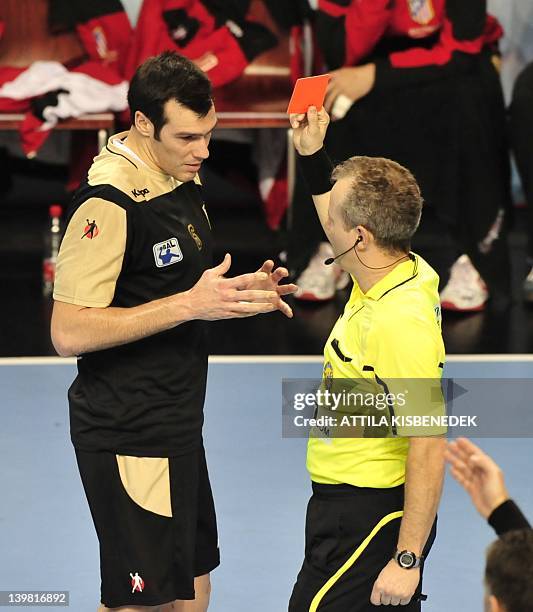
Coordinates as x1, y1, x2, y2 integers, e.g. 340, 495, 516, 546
445, 438, 510, 519
187, 254, 292, 320
245, 260, 297, 318
290, 106, 330, 156
370, 560, 420, 606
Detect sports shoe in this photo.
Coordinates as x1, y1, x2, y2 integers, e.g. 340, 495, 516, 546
294, 243, 349, 301
440, 254, 489, 312
523, 265, 533, 303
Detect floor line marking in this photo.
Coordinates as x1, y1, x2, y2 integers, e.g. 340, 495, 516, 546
1, 355, 533, 366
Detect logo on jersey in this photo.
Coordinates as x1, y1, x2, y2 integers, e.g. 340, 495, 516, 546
81, 219, 99, 240
130, 572, 144, 593
132, 188, 150, 198
434, 304, 442, 327
93, 26, 108, 59
408, 0, 435, 25
323, 361, 334, 392
153, 237, 183, 268
187, 224, 203, 250
92, 26, 118, 63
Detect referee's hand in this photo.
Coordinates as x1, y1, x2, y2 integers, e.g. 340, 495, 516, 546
188, 254, 296, 320
370, 560, 420, 606
290, 106, 330, 156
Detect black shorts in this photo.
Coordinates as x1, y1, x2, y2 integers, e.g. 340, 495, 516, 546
75, 445, 220, 608
289, 483, 437, 612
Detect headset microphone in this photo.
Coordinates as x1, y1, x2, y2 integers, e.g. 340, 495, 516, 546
324, 236, 362, 265
325, 236, 411, 269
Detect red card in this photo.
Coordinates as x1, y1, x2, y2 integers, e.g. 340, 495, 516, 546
286, 74, 331, 114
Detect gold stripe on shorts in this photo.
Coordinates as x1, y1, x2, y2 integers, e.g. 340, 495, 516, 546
116, 456, 172, 517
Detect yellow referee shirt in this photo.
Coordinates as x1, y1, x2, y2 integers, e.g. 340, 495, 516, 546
307, 253, 446, 489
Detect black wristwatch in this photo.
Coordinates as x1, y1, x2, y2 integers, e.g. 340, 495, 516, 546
393, 549, 423, 569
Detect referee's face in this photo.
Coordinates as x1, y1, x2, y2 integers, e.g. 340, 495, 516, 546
152, 100, 218, 181
326, 178, 359, 271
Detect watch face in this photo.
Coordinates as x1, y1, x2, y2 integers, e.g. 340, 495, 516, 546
399, 552, 415, 567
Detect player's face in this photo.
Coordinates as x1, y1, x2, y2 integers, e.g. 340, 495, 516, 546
325, 178, 358, 269
152, 100, 217, 181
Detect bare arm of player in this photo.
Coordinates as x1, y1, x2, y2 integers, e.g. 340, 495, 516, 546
52, 253, 294, 357
290, 106, 331, 231
445, 437, 510, 519
370, 436, 446, 606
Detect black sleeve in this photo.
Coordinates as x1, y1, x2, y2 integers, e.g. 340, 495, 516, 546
446, 0, 486, 41
296, 148, 334, 195
488, 499, 531, 536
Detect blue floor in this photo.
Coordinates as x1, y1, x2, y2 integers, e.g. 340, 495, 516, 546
1, 359, 532, 611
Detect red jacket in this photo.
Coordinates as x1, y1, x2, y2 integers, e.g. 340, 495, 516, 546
48, 0, 132, 75
124, 0, 277, 87
316, 0, 502, 75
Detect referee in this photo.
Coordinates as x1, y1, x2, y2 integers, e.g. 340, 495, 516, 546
51, 51, 296, 612
288, 106, 446, 610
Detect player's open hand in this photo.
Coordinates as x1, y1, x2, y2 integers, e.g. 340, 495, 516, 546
244, 260, 297, 318
290, 106, 330, 156
445, 438, 510, 519
370, 560, 420, 606
187, 254, 290, 320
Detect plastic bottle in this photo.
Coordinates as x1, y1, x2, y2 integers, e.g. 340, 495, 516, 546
42, 204, 63, 297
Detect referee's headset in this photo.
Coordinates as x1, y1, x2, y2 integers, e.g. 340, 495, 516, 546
325, 234, 411, 270
324, 235, 363, 265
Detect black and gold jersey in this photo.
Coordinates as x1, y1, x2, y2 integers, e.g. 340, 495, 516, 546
54, 133, 213, 457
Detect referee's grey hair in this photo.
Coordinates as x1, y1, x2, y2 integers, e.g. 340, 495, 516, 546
331, 156, 423, 254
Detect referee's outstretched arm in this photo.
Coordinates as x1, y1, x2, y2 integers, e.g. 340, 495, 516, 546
290, 106, 333, 232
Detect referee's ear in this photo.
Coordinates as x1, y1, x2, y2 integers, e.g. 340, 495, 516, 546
134, 111, 154, 138
354, 225, 371, 249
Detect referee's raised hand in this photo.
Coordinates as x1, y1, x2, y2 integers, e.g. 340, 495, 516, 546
188, 253, 295, 320
290, 106, 330, 156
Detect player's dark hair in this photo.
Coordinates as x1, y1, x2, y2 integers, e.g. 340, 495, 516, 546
485, 530, 533, 612
128, 51, 213, 140
331, 156, 423, 255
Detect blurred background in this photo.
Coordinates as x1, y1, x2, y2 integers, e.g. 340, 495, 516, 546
1, 0, 533, 356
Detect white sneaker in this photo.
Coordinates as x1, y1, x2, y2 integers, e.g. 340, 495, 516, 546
440, 254, 489, 312
295, 243, 349, 301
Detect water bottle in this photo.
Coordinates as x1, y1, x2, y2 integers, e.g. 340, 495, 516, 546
43, 204, 63, 297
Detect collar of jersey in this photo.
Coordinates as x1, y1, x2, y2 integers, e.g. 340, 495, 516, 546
106, 131, 185, 184
354, 253, 418, 302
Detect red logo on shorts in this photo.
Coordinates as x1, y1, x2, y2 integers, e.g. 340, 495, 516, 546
130, 572, 144, 593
